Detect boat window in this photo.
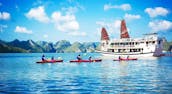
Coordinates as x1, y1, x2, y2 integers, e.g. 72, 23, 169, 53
123, 49, 126, 53
108, 49, 114, 52
111, 43, 115, 45
152, 41, 155, 44
118, 49, 121, 53
146, 42, 148, 46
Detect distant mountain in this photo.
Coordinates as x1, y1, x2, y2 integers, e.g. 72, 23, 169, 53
36, 41, 55, 52
0, 39, 100, 53
0, 40, 28, 53
54, 40, 71, 53
82, 42, 100, 52
163, 41, 172, 51
65, 42, 83, 52
7, 39, 44, 52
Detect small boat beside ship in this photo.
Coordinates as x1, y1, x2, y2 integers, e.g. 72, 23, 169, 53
113, 58, 137, 61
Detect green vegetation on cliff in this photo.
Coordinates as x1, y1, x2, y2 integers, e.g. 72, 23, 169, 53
163, 41, 172, 51
0, 41, 28, 53
0, 39, 100, 53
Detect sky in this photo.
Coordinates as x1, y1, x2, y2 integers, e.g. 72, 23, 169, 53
0, 0, 172, 43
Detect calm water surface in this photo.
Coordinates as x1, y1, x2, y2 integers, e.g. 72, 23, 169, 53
0, 53, 172, 93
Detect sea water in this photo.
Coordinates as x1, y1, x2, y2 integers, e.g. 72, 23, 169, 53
0, 53, 172, 93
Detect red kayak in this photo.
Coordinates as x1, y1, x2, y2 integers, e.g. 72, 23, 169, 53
36, 60, 63, 63
70, 59, 102, 63
113, 58, 137, 61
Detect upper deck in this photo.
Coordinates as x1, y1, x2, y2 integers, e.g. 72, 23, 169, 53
105, 33, 161, 49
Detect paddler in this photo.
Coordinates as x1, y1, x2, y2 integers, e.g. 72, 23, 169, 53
127, 56, 129, 59
88, 56, 92, 61
42, 54, 46, 61
119, 56, 121, 60
77, 54, 82, 60
51, 56, 54, 60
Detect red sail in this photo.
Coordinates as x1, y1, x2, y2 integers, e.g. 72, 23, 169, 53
101, 27, 109, 40
120, 20, 130, 38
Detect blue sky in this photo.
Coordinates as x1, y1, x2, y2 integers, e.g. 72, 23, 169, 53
0, 0, 172, 42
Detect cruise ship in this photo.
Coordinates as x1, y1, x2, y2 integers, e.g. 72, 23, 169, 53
100, 20, 164, 57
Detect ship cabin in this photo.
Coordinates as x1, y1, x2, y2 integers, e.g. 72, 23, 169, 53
105, 33, 163, 54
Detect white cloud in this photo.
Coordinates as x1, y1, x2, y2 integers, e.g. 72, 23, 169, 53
149, 20, 172, 32
68, 31, 86, 36
65, 0, 85, 12
104, 3, 131, 11
0, 12, 10, 20
124, 13, 141, 21
0, 24, 8, 32
26, 5, 84, 36
62, 6, 78, 14
15, 26, 32, 34
51, 11, 79, 32
145, 7, 169, 18
96, 20, 131, 38
43, 34, 48, 38
96, 21, 106, 27
114, 20, 121, 28
32, 0, 43, 6
26, 6, 50, 23
62, 4, 85, 15
96, 20, 121, 34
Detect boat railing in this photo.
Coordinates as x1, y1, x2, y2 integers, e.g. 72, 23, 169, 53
110, 45, 142, 48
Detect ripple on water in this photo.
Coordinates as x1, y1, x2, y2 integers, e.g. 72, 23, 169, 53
0, 53, 172, 93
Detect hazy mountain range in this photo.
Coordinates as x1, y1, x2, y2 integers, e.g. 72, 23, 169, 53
0, 39, 100, 53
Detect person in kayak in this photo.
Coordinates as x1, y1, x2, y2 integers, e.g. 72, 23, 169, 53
127, 56, 129, 59
42, 54, 46, 61
89, 56, 92, 61
119, 56, 121, 60
77, 54, 82, 60
51, 56, 54, 60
